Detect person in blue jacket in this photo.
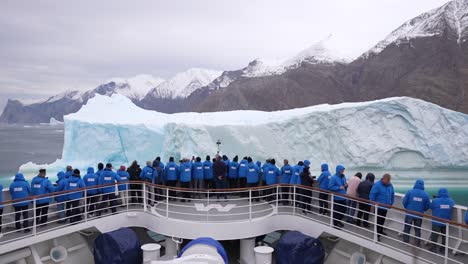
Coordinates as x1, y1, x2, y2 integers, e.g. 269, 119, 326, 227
264, 159, 280, 201
228, 156, 239, 189
428, 188, 455, 253
238, 157, 248, 190
96, 163, 104, 178
328, 165, 347, 228
83, 167, 99, 216
0, 183, 2, 235
9, 173, 31, 232
222, 155, 230, 175
65, 169, 86, 223
317, 163, 331, 215
117, 165, 130, 205
280, 159, 293, 205
140, 161, 158, 205
179, 159, 192, 201
402, 179, 430, 245
192, 157, 204, 197
369, 173, 395, 240
465, 209, 468, 225
64, 165, 73, 179
259, 160, 266, 186
55, 171, 68, 223
203, 156, 213, 190
290, 161, 304, 185
98, 163, 122, 214
31, 169, 55, 225
247, 157, 260, 201
165, 157, 179, 200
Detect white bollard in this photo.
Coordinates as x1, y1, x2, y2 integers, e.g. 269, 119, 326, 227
141, 243, 161, 263
254, 246, 274, 264
240, 238, 256, 264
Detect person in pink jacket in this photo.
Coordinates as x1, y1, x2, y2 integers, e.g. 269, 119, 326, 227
346, 172, 362, 223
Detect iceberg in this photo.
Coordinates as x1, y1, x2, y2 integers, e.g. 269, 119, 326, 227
19, 94, 468, 177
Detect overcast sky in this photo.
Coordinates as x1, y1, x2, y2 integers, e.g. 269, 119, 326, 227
0, 0, 449, 110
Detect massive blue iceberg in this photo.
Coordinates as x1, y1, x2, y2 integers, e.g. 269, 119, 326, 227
20, 94, 468, 176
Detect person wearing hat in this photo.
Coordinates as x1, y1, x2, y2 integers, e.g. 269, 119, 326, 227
66, 169, 85, 223
117, 165, 130, 206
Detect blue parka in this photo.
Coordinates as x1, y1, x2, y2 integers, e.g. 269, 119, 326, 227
203, 160, 213, 180
290, 164, 304, 185
238, 159, 248, 178
317, 164, 331, 190
430, 188, 455, 226
369, 179, 395, 210
9, 173, 31, 207
179, 162, 192, 183
117, 169, 129, 191
192, 161, 204, 180
64, 170, 73, 179
228, 161, 239, 179
83, 167, 99, 195
55, 172, 68, 203
265, 164, 281, 185
280, 164, 293, 184
66, 174, 86, 200
31, 176, 55, 205
140, 165, 158, 183
247, 162, 260, 184
402, 179, 430, 218
165, 162, 179, 181
99, 168, 122, 194
328, 165, 347, 201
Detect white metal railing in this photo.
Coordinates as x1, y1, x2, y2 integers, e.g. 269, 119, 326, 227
0, 182, 467, 264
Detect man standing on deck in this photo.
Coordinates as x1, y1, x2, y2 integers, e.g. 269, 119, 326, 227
238, 157, 249, 192
428, 188, 455, 253
228, 156, 239, 189
402, 179, 430, 246
370, 173, 395, 241
203, 156, 213, 191
31, 169, 55, 225
213, 155, 228, 200
247, 157, 260, 201
317, 163, 331, 215
64, 165, 73, 179
179, 158, 193, 202
9, 173, 31, 232
328, 165, 347, 228
280, 159, 293, 206
140, 161, 158, 205
98, 163, 122, 215
83, 167, 99, 216
346, 172, 362, 223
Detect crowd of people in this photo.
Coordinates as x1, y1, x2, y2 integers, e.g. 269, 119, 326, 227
0, 153, 466, 252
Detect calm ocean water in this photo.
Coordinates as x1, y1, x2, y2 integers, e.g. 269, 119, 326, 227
0, 124, 466, 206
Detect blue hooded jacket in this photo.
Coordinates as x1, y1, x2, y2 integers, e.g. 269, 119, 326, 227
165, 162, 179, 181
238, 159, 248, 178
179, 162, 192, 182
280, 164, 293, 184
317, 164, 332, 190
66, 174, 86, 200
99, 168, 122, 194
83, 167, 99, 195
265, 163, 281, 185
31, 175, 55, 205
303, 160, 311, 167
465, 210, 468, 225
402, 179, 430, 218
117, 169, 130, 191
228, 161, 239, 179
64, 170, 73, 179
140, 165, 158, 183
203, 160, 213, 180
430, 188, 455, 226
192, 161, 204, 180
328, 165, 347, 201
9, 173, 31, 207
247, 162, 260, 184
55, 172, 68, 202
370, 179, 395, 209
290, 164, 304, 185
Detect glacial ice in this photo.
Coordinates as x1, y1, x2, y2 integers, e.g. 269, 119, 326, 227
19, 94, 468, 177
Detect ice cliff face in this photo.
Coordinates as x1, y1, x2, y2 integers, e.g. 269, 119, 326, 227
21, 94, 468, 173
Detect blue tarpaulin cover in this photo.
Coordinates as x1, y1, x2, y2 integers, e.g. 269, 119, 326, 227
178, 237, 228, 264
275, 231, 325, 264
93, 227, 142, 264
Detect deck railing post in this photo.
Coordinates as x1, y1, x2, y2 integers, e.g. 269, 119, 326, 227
143, 183, 147, 212
126, 186, 129, 212
329, 194, 334, 227
444, 224, 449, 264
84, 188, 88, 222
166, 187, 169, 219
33, 198, 37, 235
207, 190, 210, 221
373, 204, 379, 242
276, 185, 279, 213
249, 189, 252, 221
293, 185, 296, 215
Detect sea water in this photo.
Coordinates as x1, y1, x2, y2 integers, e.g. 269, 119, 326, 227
0, 125, 466, 206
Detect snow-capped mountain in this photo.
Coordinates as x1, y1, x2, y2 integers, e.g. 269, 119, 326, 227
364, 0, 468, 57
144, 68, 222, 100
105, 74, 165, 100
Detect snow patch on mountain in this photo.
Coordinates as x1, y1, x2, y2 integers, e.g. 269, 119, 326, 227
107, 74, 165, 100
146, 68, 222, 99
364, 0, 468, 56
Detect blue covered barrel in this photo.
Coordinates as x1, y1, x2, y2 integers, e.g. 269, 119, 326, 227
93, 228, 142, 264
